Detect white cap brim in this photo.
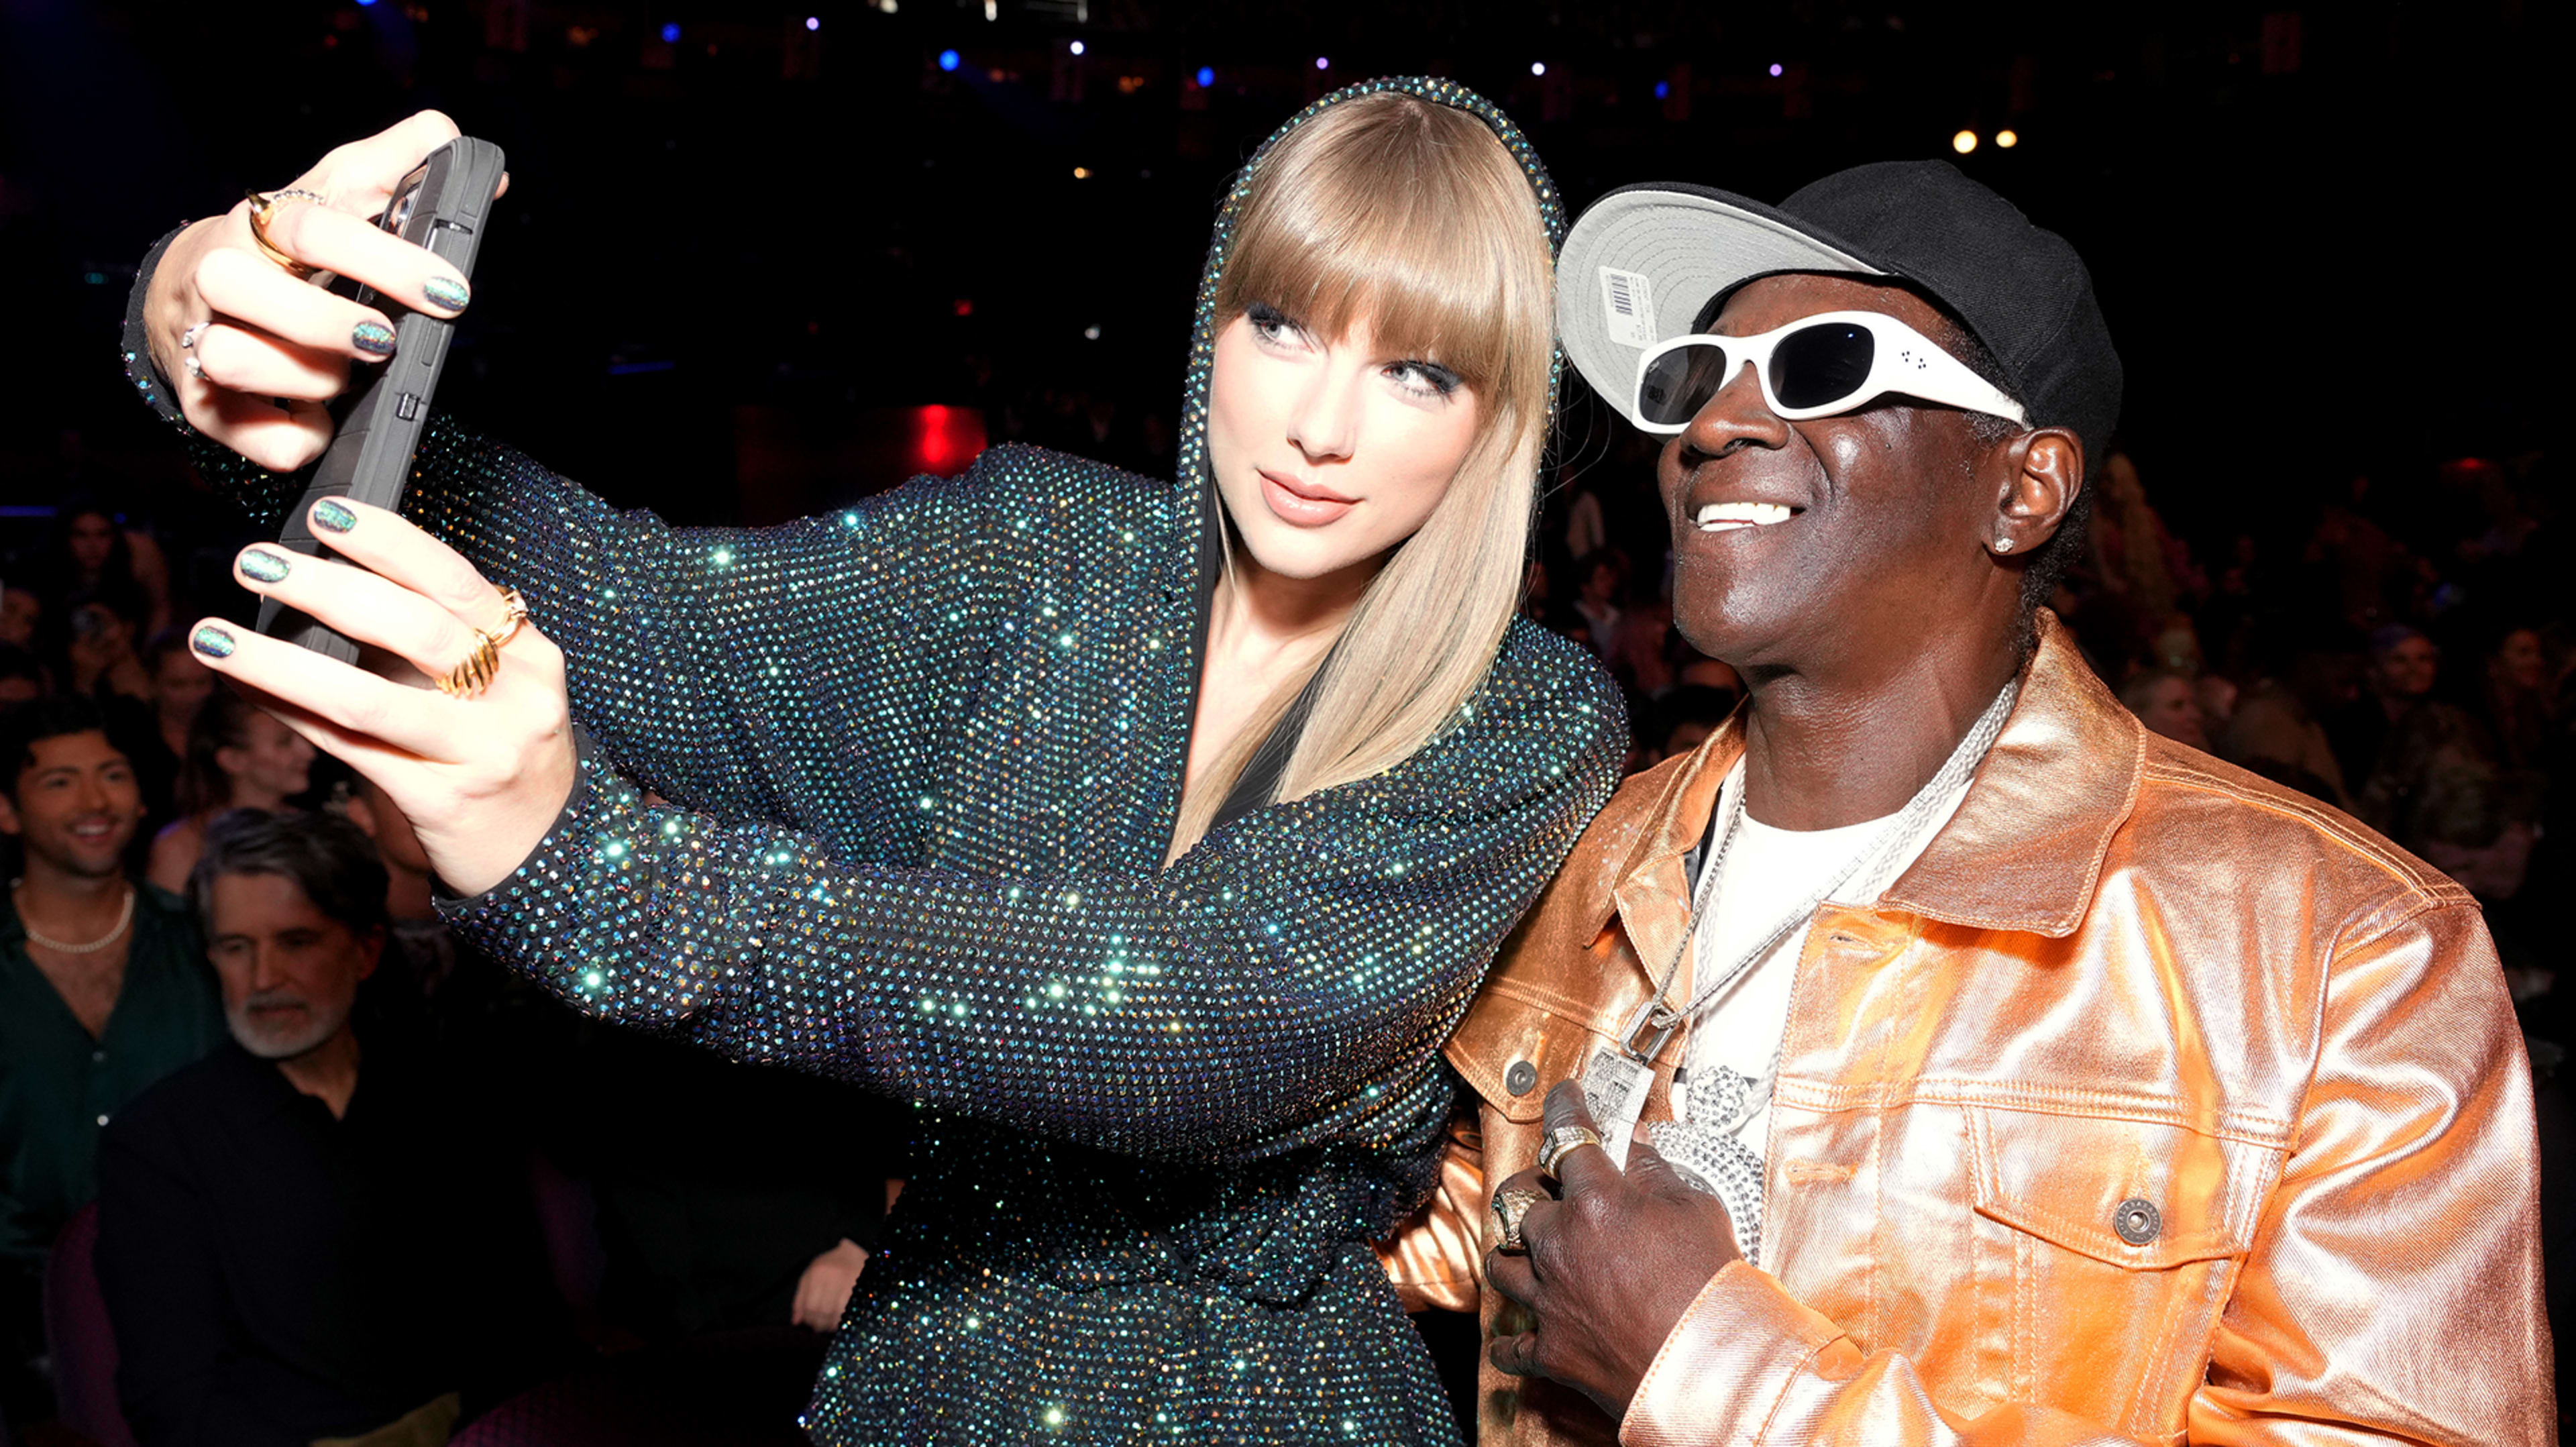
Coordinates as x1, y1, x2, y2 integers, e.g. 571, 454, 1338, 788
1558, 185, 1884, 429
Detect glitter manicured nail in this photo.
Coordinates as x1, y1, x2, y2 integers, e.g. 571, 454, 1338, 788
191, 625, 237, 659
239, 548, 291, 583
352, 321, 396, 357
313, 498, 357, 533
423, 275, 471, 311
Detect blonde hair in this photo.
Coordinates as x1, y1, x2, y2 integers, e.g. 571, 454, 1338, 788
1171, 91, 1556, 855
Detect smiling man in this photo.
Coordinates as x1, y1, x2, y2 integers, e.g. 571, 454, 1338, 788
0, 696, 221, 1419
1393, 163, 2550, 1444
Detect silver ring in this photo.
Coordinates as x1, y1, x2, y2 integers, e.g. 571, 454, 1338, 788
180, 321, 207, 351
182, 352, 207, 382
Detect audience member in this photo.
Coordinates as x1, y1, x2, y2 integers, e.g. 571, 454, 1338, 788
2119, 666, 2210, 751
95, 810, 570, 1446
1630, 685, 1739, 772
123, 631, 214, 835
146, 690, 315, 894
2483, 624, 2556, 772
0, 698, 223, 1423
2329, 625, 2443, 789
539, 1028, 892, 1347
27, 504, 170, 643
0, 647, 42, 708
0, 589, 38, 652
1566, 550, 1625, 658
55, 593, 150, 707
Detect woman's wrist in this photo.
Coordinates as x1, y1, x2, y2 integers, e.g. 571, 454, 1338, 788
120, 221, 201, 431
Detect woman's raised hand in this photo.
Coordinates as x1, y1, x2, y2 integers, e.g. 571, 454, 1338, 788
189, 498, 578, 898
144, 111, 497, 473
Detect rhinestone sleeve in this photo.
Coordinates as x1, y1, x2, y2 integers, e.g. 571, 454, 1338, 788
441, 624, 1623, 1164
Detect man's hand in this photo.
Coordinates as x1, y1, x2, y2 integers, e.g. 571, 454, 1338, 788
792, 1238, 869, 1332
1485, 1081, 1745, 1422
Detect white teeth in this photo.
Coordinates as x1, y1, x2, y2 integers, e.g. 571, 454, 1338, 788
1696, 501, 1794, 532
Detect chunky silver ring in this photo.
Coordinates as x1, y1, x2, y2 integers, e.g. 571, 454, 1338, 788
180, 321, 207, 352
1491, 1186, 1547, 1254
182, 352, 207, 382
1536, 1125, 1605, 1179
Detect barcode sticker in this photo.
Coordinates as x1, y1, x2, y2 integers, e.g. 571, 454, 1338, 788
1598, 266, 1659, 350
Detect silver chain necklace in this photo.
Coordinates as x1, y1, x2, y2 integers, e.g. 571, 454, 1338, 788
1585, 680, 2021, 1127
10, 879, 137, 955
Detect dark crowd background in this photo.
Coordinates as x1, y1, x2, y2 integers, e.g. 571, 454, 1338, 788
0, 0, 2563, 1442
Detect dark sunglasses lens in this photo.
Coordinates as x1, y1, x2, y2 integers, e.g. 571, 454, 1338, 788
1638, 342, 1736, 427
1770, 322, 1875, 411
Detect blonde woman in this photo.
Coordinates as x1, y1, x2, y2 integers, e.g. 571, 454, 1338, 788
126, 79, 1621, 1441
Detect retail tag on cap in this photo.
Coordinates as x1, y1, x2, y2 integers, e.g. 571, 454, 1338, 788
1598, 266, 1658, 350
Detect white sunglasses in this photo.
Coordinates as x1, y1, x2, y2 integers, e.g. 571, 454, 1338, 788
1630, 310, 2029, 433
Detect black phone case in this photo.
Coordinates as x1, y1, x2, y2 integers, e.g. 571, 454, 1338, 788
258, 137, 506, 663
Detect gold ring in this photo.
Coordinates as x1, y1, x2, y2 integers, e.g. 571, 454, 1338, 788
1536, 1125, 1604, 1179
1491, 1187, 1547, 1254
486, 586, 531, 647
437, 587, 532, 698
244, 189, 320, 279
437, 627, 504, 698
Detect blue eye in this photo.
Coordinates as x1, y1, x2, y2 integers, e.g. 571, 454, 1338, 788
1389, 361, 1462, 398
1244, 302, 1298, 340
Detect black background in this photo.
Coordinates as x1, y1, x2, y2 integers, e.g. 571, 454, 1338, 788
1, 0, 2553, 558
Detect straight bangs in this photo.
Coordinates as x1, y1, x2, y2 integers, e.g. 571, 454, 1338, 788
1213, 97, 1543, 405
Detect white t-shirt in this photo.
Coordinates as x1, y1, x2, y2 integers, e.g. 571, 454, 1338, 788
1674, 760, 1972, 1163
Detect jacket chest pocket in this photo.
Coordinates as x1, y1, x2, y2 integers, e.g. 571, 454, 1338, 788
1964, 1103, 2286, 1436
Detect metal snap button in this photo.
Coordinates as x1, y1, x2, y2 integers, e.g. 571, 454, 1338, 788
2113, 1197, 2161, 1246
1504, 1060, 1539, 1096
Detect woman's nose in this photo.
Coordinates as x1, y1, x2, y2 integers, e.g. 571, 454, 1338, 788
1285, 374, 1358, 462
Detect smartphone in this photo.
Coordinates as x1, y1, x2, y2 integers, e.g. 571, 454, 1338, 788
257, 136, 507, 664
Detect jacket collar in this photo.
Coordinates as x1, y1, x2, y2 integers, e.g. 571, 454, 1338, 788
1607, 612, 2142, 952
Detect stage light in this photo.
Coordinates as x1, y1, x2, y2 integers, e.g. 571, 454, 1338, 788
938, 48, 959, 70
1529, 61, 1546, 76
1996, 129, 2019, 148
1073, 166, 1090, 178
1195, 65, 1214, 88
1952, 129, 1978, 154
1069, 40, 1085, 55
1768, 62, 1783, 77
1083, 325, 1102, 340
1654, 81, 1668, 99
354, 0, 377, 7
661, 21, 680, 42
1315, 56, 1329, 70
805, 15, 820, 31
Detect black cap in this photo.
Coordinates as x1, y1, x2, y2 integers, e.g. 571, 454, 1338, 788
1557, 160, 2121, 471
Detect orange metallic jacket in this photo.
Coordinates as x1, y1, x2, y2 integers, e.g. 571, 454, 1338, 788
1384, 617, 2551, 1446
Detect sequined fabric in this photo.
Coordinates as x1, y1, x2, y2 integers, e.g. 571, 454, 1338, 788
137, 78, 1624, 1443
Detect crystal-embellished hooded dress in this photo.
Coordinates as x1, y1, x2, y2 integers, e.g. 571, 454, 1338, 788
124, 78, 1623, 1443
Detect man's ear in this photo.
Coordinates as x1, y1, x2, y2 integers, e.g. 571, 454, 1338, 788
1991, 427, 2084, 557
0, 790, 19, 838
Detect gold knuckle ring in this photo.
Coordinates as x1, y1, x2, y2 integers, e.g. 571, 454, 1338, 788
1491, 1187, 1547, 1254
1536, 1125, 1605, 1179
438, 589, 531, 700
485, 586, 531, 647
244, 188, 327, 279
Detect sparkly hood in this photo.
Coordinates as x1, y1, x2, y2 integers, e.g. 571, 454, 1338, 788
1171, 76, 1569, 494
